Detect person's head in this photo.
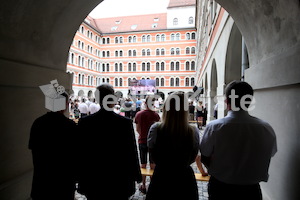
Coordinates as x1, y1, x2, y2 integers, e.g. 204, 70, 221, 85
96, 83, 116, 108
145, 96, 156, 110
161, 91, 190, 134
225, 80, 254, 111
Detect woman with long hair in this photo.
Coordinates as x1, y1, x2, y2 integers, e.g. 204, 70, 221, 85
146, 91, 200, 200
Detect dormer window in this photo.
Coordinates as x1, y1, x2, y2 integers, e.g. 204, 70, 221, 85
115, 20, 121, 24
111, 26, 118, 31
154, 18, 159, 22
173, 18, 178, 25
152, 23, 158, 28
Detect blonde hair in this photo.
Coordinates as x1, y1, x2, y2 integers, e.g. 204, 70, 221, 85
160, 92, 194, 137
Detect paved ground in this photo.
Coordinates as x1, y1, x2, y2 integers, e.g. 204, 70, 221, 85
75, 118, 208, 200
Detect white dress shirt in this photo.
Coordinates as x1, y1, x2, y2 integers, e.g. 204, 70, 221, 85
78, 103, 89, 114
200, 110, 277, 185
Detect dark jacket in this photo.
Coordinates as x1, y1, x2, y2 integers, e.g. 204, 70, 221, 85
77, 109, 142, 199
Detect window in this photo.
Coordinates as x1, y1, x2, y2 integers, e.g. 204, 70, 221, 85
170, 78, 174, 86
142, 49, 146, 56
173, 18, 178, 25
186, 47, 190, 54
107, 38, 110, 44
171, 62, 175, 71
161, 62, 165, 71
78, 74, 81, 84
102, 63, 105, 72
119, 78, 123, 86
102, 38, 106, 44
133, 63, 136, 71
186, 61, 190, 70
102, 78, 105, 83
186, 33, 191, 40
133, 50, 137, 57
120, 37, 123, 43
133, 36, 137, 43
191, 32, 196, 39
191, 47, 196, 54
142, 35, 146, 42
80, 26, 84, 34
161, 48, 165, 55
176, 48, 180, 55
128, 78, 131, 86
115, 78, 118, 87
185, 78, 190, 86
70, 53, 74, 64
156, 49, 160, 56
161, 34, 165, 41
171, 48, 175, 55
128, 50, 132, 57
156, 78, 159, 86
142, 63, 146, 71
161, 78, 164, 86
119, 63, 123, 71
115, 37, 119, 44
102, 51, 105, 57
115, 63, 118, 72
189, 17, 194, 24
156, 62, 160, 71
147, 62, 151, 71
107, 51, 110, 57
175, 78, 180, 86
191, 78, 195, 86
147, 49, 151, 56
128, 36, 132, 43
156, 35, 160, 42
176, 33, 180, 40
115, 51, 118, 57
176, 61, 180, 71
106, 64, 110, 71
128, 63, 132, 71
191, 61, 195, 70
120, 50, 123, 57
147, 35, 151, 42
171, 33, 175, 41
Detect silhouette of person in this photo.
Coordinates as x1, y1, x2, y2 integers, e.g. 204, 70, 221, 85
134, 96, 160, 193
200, 81, 277, 200
29, 93, 77, 200
146, 92, 199, 200
77, 84, 142, 200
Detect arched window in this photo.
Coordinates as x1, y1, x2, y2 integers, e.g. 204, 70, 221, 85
102, 78, 105, 83
156, 35, 160, 42
189, 17, 194, 24
142, 35, 146, 42
82, 75, 85, 85
115, 51, 118, 57
186, 61, 190, 70
78, 74, 81, 84
171, 48, 175, 55
142, 63, 146, 71
78, 40, 81, 48
191, 47, 196, 54
186, 33, 191, 40
170, 78, 174, 86
156, 49, 160, 56
119, 78, 123, 86
147, 62, 151, 71
102, 51, 105, 57
161, 62, 165, 71
102, 63, 105, 72
119, 63, 123, 71
173, 18, 178, 25
128, 36, 132, 43
176, 33, 180, 40
115, 37, 119, 44
133, 50, 137, 56
119, 37, 123, 43
70, 53, 74, 64
80, 26, 84, 34
133, 63, 137, 71
156, 62, 160, 71
128, 63, 132, 71
156, 78, 159, 86
161, 78, 164, 86
120, 50, 123, 57
161, 34, 165, 41
147, 35, 151, 42
128, 50, 132, 57
107, 78, 109, 83
175, 78, 180, 86
81, 57, 85, 67
107, 51, 110, 57
128, 78, 131, 86
186, 47, 190, 54
176, 48, 180, 55
106, 63, 110, 71
115, 63, 118, 72
115, 78, 118, 87
176, 61, 180, 71
191, 61, 195, 70
102, 38, 106, 44
191, 78, 195, 86
147, 49, 151, 56
161, 48, 165, 55
171, 33, 175, 41
191, 32, 196, 39
107, 38, 110, 44
185, 78, 190, 86
133, 36, 137, 43
171, 62, 175, 71
142, 49, 146, 56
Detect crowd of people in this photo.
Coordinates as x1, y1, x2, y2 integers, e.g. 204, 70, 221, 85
28, 81, 277, 200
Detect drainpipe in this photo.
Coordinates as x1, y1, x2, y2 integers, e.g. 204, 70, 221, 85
241, 37, 249, 81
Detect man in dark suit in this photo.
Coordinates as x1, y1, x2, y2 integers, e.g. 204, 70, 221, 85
77, 84, 142, 199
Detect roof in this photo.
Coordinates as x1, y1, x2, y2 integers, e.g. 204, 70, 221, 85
167, 0, 196, 8
92, 13, 167, 34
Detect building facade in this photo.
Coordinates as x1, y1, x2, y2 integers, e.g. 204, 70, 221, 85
67, 0, 197, 99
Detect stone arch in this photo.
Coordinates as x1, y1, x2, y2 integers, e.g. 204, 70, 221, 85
87, 90, 93, 98
78, 90, 85, 97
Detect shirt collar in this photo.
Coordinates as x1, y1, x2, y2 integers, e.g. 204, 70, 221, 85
227, 110, 250, 117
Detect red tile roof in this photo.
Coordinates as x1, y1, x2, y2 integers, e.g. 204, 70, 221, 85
92, 13, 167, 34
168, 0, 196, 8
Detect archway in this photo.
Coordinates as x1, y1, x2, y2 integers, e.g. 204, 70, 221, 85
78, 90, 85, 97
209, 59, 218, 120
87, 90, 93, 98
224, 23, 242, 84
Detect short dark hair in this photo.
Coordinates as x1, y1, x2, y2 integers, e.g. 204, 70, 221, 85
225, 81, 254, 109
96, 84, 115, 105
